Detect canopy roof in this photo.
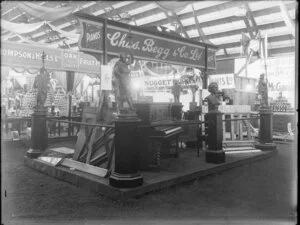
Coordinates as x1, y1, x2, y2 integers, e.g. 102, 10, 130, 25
1, 1, 297, 60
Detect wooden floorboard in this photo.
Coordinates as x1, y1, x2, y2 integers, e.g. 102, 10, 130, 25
24, 148, 277, 201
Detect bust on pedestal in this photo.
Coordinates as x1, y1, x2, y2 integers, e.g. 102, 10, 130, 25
204, 82, 225, 164
109, 53, 143, 188
27, 52, 49, 158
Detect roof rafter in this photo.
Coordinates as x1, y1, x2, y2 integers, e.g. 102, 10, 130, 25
140, 1, 241, 27
154, 2, 189, 38
277, 0, 295, 37
218, 33, 293, 49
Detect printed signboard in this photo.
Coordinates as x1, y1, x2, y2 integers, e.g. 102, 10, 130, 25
76, 14, 217, 69
208, 73, 235, 89
78, 19, 104, 54
1, 41, 101, 74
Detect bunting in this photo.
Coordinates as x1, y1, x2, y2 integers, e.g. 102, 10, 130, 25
1, 19, 45, 34
17, 2, 75, 21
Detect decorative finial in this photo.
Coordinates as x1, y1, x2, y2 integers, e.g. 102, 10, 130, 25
42, 51, 46, 67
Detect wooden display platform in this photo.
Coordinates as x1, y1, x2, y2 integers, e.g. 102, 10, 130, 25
24, 148, 276, 201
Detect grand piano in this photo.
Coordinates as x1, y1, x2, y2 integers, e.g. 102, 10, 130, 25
134, 102, 184, 169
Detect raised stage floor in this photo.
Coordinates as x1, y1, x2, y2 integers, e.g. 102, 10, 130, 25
24, 146, 277, 201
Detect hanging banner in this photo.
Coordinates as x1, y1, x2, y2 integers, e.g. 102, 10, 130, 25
76, 13, 218, 69
208, 74, 235, 89
1, 41, 101, 74
100, 65, 112, 90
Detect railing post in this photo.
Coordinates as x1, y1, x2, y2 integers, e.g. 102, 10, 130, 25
205, 111, 225, 164
255, 107, 276, 150
27, 109, 48, 158
109, 112, 143, 188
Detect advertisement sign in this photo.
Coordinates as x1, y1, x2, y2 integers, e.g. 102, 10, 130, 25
234, 56, 295, 107
100, 65, 112, 90
78, 19, 104, 54
1, 41, 101, 74
106, 25, 206, 68
207, 48, 217, 69
77, 15, 217, 69
208, 74, 235, 89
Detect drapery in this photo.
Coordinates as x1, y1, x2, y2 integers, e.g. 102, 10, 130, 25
1, 66, 10, 81
52, 71, 86, 93
17, 2, 75, 21
52, 71, 67, 91
47, 22, 79, 41
1, 20, 45, 34
14, 33, 59, 48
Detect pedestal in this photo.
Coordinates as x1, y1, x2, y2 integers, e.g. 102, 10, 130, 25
171, 103, 183, 120
255, 107, 276, 150
109, 111, 143, 188
27, 109, 48, 158
205, 111, 225, 164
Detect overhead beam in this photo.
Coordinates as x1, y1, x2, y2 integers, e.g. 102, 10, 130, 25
140, 1, 241, 27
244, 3, 259, 35
191, 21, 287, 41
99, 1, 147, 19
278, 0, 295, 37
184, 2, 295, 33
218, 34, 294, 49
191, 3, 209, 43
216, 46, 295, 60
154, 2, 189, 38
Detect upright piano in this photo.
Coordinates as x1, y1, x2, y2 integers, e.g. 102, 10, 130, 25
134, 102, 183, 169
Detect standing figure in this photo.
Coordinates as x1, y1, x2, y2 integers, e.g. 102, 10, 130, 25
33, 66, 49, 109
257, 73, 268, 107
171, 80, 182, 103
205, 82, 221, 112
113, 53, 135, 113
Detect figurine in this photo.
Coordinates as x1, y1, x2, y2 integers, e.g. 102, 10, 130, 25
171, 80, 182, 103
33, 66, 49, 110
257, 73, 268, 107
205, 82, 221, 112
113, 52, 135, 113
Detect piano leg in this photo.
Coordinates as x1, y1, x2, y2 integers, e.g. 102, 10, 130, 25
151, 140, 161, 167
175, 135, 179, 158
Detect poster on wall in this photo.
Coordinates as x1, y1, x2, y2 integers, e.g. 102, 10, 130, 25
234, 56, 295, 107
208, 74, 235, 89
100, 65, 112, 90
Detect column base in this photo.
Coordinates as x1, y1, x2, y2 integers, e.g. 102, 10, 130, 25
109, 172, 143, 188
255, 143, 277, 150
205, 150, 225, 164
27, 148, 43, 158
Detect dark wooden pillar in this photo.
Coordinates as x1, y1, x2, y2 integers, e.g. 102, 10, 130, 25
205, 111, 225, 164
27, 109, 48, 158
109, 113, 143, 188
255, 107, 276, 150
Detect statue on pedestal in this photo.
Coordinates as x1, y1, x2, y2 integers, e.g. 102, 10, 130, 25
257, 73, 268, 108
33, 52, 49, 110
171, 80, 182, 103
113, 53, 135, 114
205, 82, 221, 112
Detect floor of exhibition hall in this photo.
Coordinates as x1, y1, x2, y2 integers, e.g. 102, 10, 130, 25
1, 138, 297, 225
